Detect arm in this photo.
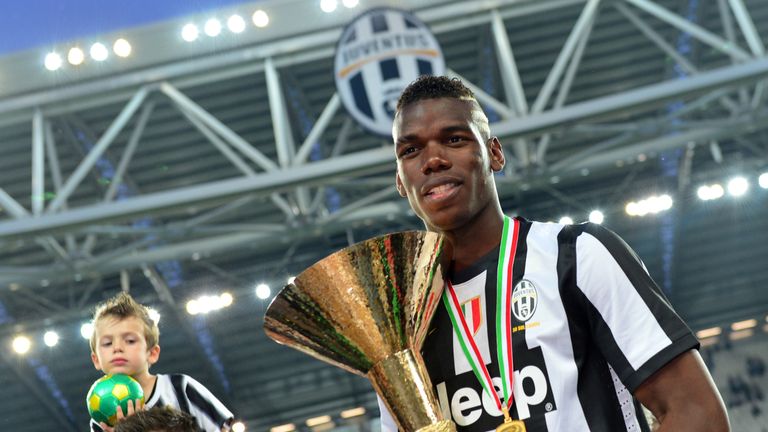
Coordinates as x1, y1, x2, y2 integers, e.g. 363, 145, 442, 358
635, 349, 729, 432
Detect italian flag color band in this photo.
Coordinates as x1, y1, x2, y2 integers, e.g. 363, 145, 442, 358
443, 216, 524, 430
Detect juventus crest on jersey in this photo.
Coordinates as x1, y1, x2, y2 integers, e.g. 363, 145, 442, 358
380, 219, 699, 432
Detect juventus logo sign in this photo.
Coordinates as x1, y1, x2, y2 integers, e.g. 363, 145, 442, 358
334, 7, 446, 136
512, 279, 538, 322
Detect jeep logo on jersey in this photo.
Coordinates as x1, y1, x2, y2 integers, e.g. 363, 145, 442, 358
436, 346, 557, 427
512, 279, 538, 322
334, 7, 445, 136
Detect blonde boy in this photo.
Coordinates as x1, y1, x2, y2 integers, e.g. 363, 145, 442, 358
89, 292, 234, 432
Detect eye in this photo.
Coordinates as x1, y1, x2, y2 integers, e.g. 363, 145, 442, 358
101, 341, 112, 347
398, 146, 418, 158
448, 135, 466, 144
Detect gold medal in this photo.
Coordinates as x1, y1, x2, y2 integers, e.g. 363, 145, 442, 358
496, 406, 526, 432
496, 419, 526, 432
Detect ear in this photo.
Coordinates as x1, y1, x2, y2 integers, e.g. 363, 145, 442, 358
395, 172, 407, 197
147, 344, 161, 366
488, 136, 505, 172
91, 352, 102, 371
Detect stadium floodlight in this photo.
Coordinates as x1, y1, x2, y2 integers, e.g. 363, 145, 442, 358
12, 335, 32, 354
43, 331, 59, 347
81, 322, 94, 339
342, 0, 360, 7
626, 194, 673, 217
320, 0, 338, 13
726, 176, 749, 197
67, 47, 85, 66
255, 283, 271, 300
44, 52, 63, 71
221, 292, 234, 307
181, 23, 200, 42
204, 18, 222, 37
558, 216, 574, 225
759, 172, 768, 189
252, 10, 269, 28
588, 210, 604, 224
232, 422, 246, 432
113, 38, 132, 58
270, 424, 296, 432
227, 14, 246, 33
90, 43, 109, 61
186, 300, 200, 315
697, 184, 724, 201
306, 415, 332, 427
340, 407, 366, 418
147, 307, 161, 324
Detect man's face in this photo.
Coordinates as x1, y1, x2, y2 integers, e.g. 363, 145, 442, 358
91, 316, 159, 377
394, 98, 504, 232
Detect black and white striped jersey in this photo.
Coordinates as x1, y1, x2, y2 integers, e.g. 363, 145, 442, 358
90, 373, 233, 432
379, 219, 699, 432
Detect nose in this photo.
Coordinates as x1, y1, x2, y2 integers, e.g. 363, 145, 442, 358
421, 142, 451, 175
112, 341, 124, 352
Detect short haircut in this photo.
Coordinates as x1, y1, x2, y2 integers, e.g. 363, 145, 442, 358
395, 75, 491, 140
90, 292, 160, 353
396, 75, 477, 112
114, 406, 197, 432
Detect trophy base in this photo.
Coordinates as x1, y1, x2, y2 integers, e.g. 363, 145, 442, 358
416, 419, 456, 432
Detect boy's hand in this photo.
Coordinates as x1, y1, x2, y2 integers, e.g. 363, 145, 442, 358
98, 399, 145, 432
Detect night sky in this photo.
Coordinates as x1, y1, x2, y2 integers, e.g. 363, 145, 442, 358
0, 0, 255, 55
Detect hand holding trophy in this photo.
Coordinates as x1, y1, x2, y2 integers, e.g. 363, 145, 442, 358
264, 231, 455, 431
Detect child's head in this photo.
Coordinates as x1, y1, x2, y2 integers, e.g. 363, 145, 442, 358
90, 292, 161, 377
114, 406, 197, 432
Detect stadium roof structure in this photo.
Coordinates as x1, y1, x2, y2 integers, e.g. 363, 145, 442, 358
0, 0, 767, 430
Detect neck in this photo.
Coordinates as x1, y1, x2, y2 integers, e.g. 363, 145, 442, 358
443, 207, 505, 272
133, 371, 156, 399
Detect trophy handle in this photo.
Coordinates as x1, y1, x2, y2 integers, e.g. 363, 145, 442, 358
367, 349, 456, 432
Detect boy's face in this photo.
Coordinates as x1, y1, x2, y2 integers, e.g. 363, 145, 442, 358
91, 315, 160, 377
394, 97, 504, 232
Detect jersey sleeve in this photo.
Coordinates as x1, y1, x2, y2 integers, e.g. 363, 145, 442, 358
574, 223, 699, 392
377, 394, 399, 432
180, 374, 235, 432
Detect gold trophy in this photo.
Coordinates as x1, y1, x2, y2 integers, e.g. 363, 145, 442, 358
264, 231, 455, 432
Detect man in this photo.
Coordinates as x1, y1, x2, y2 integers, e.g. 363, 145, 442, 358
380, 75, 729, 431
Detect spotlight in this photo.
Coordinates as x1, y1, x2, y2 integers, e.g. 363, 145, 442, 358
558, 216, 574, 225
625, 194, 673, 217
113, 38, 132, 58
181, 23, 200, 42
232, 422, 246, 432
255, 283, 271, 300
90, 43, 109, 61
252, 10, 269, 28
81, 322, 94, 339
44, 52, 63, 71
759, 172, 768, 189
221, 292, 234, 307
306, 415, 332, 427
43, 331, 59, 347
186, 300, 200, 315
320, 0, 338, 13
588, 210, 604, 224
12, 335, 32, 354
67, 47, 85, 66
727, 177, 749, 197
270, 424, 295, 432
342, 0, 360, 7
204, 18, 222, 37
697, 184, 724, 201
227, 15, 246, 33
147, 307, 161, 324
340, 407, 366, 418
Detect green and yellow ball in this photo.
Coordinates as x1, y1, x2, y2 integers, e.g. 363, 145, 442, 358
86, 374, 144, 426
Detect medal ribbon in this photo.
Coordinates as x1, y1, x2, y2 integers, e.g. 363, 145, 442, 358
442, 216, 519, 413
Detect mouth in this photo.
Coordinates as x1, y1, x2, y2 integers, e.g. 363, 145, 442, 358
424, 182, 460, 201
111, 359, 128, 365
